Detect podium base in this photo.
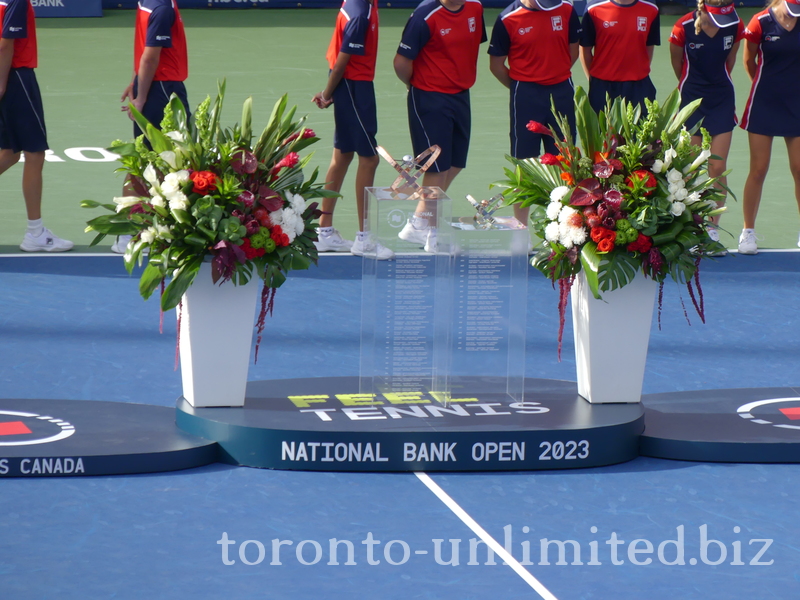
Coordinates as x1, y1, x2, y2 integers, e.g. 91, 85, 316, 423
176, 376, 644, 472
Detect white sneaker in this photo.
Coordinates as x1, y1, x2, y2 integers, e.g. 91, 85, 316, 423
20, 227, 73, 252
314, 229, 353, 252
398, 219, 430, 246
797, 232, 800, 249
424, 228, 437, 253
351, 237, 394, 260
738, 229, 758, 255
111, 235, 133, 254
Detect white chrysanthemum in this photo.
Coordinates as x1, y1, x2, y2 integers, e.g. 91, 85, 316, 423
160, 151, 178, 170
546, 201, 563, 221
143, 163, 158, 185
113, 196, 141, 213
168, 191, 189, 211
568, 226, 588, 246
549, 185, 570, 203
269, 209, 283, 226
558, 205, 578, 224
545, 222, 560, 243
281, 208, 303, 241
674, 188, 689, 201
651, 159, 664, 174
286, 192, 306, 214
557, 222, 575, 249
670, 201, 686, 217
667, 169, 684, 184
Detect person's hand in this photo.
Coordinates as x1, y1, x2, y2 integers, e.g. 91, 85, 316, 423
312, 91, 333, 109
121, 84, 136, 120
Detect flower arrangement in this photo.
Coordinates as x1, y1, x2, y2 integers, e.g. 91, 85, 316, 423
83, 83, 329, 321
495, 88, 729, 352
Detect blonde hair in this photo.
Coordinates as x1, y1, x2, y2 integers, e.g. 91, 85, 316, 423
767, 0, 783, 8
695, 0, 705, 35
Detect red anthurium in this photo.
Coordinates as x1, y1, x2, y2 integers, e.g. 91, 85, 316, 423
569, 178, 603, 206
539, 153, 561, 165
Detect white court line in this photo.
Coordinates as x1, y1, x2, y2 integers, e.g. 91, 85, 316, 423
415, 472, 558, 600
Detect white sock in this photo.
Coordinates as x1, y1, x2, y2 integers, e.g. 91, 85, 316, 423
357, 231, 368, 241
27, 219, 44, 237
318, 226, 335, 236
411, 216, 429, 229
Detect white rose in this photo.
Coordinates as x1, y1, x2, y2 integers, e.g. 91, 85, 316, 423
140, 228, 156, 244
161, 177, 181, 198
143, 163, 158, 186
670, 201, 686, 217
155, 224, 172, 238
674, 188, 689, 201
150, 193, 166, 208
168, 191, 189, 211
174, 169, 190, 183
651, 159, 664, 174
550, 185, 570, 203
668, 182, 682, 195
546, 201, 562, 221
667, 169, 684, 184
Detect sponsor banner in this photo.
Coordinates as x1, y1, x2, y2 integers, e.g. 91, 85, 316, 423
100, 0, 511, 10
34, 0, 101, 18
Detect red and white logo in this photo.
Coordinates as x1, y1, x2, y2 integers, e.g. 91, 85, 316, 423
0, 410, 76, 447
552, 16, 563, 31
468, 17, 476, 33
637, 16, 648, 32
737, 397, 800, 431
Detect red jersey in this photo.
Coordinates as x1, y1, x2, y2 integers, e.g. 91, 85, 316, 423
581, 0, 660, 82
325, 0, 379, 81
397, 0, 487, 94
0, 0, 36, 69
488, 0, 582, 85
134, 0, 188, 82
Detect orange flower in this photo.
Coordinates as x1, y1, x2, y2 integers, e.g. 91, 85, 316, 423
560, 172, 574, 185
593, 151, 609, 163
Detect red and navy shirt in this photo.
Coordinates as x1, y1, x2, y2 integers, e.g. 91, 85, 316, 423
581, 0, 660, 82
326, 0, 379, 81
0, 0, 36, 69
669, 11, 743, 90
488, 0, 581, 86
397, 0, 487, 94
743, 8, 800, 85
134, 0, 188, 82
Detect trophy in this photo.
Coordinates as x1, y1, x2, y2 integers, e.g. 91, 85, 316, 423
466, 193, 507, 229
376, 145, 441, 198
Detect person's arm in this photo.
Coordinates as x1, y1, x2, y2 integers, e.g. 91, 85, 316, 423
131, 45, 161, 115
569, 42, 579, 67
646, 45, 655, 65
0, 38, 13, 100
489, 55, 511, 89
725, 40, 741, 74
579, 46, 593, 80
313, 51, 350, 108
394, 53, 414, 87
669, 42, 683, 80
743, 39, 758, 81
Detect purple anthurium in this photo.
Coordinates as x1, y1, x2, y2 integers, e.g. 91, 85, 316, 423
231, 148, 258, 175
257, 186, 284, 212
603, 189, 624, 209
570, 178, 603, 206
237, 190, 255, 208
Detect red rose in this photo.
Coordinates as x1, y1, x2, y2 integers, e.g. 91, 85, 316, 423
189, 170, 219, 194
540, 153, 560, 165
590, 226, 616, 244
597, 238, 615, 253
627, 233, 653, 253
626, 169, 657, 195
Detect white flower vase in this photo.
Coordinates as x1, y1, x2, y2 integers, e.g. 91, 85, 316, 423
178, 262, 260, 407
571, 271, 657, 404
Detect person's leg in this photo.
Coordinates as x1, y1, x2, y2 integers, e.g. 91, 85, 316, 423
742, 132, 773, 230
0, 149, 21, 176
784, 136, 800, 218
21, 151, 44, 220
319, 148, 354, 229
693, 131, 732, 226
354, 153, 379, 232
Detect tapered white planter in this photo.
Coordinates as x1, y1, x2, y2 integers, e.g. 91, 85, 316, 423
571, 271, 657, 404
178, 263, 260, 407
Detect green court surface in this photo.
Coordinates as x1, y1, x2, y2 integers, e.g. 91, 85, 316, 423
1, 7, 798, 253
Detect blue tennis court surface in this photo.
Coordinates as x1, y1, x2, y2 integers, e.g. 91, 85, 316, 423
1, 251, 799, 599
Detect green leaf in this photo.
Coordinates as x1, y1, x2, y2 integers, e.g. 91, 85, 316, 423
241, 96, 253, 141
139, 262, 164, 300
579, 242, 601, 299
597, 250, 639, 294
161, 257, 202, 311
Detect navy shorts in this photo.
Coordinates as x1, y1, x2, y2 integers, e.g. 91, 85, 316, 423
132, 78, 190, 138
408, 87, 470, 173
332, 78, 378, 157
510, 79, 576, 159
0, 68, 48, 153
588, 76, 656, 115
